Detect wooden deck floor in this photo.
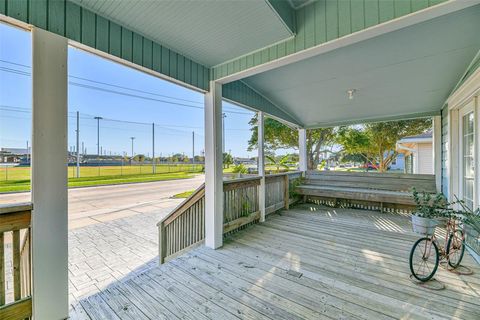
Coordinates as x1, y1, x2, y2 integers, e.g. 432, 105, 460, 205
71, 204, 480, 320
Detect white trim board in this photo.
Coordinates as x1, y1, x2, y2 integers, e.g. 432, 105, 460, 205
447, 65, 480, 109
215, 0, 480, 84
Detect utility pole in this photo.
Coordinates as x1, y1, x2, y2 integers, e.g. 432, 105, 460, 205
130, 137, 135, 159
26, 140, 29, 163
192, 131, 195, 165
76, 111, 80, 178
94, 116, 103, 156
82, 142, 84, 155
222, 113, 226, 154
152, 123, 156, 174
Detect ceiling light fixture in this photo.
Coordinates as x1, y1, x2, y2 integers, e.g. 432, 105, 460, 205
347, 89, 356, 100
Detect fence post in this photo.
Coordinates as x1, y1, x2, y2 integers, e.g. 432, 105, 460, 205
158, 222, 166, 264
284, 174, 289, 210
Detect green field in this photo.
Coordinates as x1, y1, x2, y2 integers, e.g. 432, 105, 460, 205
172, 190, 195, 199
0, 164, 203, 193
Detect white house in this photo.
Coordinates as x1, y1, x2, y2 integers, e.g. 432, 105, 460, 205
396, 132, 433, 174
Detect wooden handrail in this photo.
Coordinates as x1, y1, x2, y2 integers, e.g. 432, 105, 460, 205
158, 183, 205, 226
0, 203, 32, 319
158, 173, 305, 264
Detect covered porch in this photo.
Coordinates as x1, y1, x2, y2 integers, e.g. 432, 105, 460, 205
71, 204, 480, 320
1, 1, 480, 319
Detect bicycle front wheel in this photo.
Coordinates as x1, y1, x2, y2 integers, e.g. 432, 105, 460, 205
447, 229, 465, 268
409, 237, 439, 282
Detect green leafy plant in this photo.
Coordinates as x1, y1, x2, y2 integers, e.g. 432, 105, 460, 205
266, 154, 290, 173
231, 164, 248, 174
451, 196, 480, 234
288, 176, 304, 199
411, 188, 449, 219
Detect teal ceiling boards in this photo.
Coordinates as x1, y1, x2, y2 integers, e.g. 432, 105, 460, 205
212, 0, 448, 80
69, 0, 294, 67
242, 6, 480, 128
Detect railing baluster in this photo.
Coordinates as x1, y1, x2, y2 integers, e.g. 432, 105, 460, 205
13, 230, 21, 301
158, 173, 302, 263
0, 232, 4, 306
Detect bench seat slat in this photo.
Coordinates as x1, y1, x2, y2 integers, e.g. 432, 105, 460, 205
296, 185, 416, 205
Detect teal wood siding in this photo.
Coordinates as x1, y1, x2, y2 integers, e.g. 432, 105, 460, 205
441, 106, 449, 197
212, 0, 447, 80
0, 0, 210, 91
223, 81, 300, 126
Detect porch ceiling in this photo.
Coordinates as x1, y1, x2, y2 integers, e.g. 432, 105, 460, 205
242, 6, 480, 128
69, 0, 294, 67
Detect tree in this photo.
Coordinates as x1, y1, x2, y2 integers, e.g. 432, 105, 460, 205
223, 152, 233, 169
266, 154, 290, 173
336, 119, 432, 172
248, 115, 336, 170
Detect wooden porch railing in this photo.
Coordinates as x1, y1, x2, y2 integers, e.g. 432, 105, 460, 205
0, 202, 32, 320
158, 172, 302, 263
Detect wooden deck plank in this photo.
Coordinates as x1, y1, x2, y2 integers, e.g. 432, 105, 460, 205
158, 262, 271, 320
237, 224, 480, 311
79, 294, 121, 320
196, 247, 388, 320
169, 258, 306, 320
189, 253, 362, 320
76, 204, 480, 320
142, 269, 240, 320
229, 232, 480, 319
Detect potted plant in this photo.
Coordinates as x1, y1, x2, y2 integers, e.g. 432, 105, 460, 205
452, 197, 480, 250
411, 188, 448, 235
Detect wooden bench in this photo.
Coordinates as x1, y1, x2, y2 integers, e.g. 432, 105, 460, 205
296, 171, 437, 212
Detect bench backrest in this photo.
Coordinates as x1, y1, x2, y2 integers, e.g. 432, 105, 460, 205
305, 171, 436, 193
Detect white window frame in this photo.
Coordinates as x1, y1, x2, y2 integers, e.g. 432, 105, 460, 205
447, 68, 480, 209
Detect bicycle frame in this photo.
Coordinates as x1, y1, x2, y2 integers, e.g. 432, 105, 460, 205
426, 218, 464, 261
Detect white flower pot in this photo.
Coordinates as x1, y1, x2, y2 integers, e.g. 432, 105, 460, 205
411, 215, 438, 235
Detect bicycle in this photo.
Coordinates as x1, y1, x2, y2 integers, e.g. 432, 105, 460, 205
409, 217, 465, 282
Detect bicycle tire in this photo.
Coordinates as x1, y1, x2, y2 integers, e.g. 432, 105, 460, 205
409, 237, 439, 282
446, 229, 465, 269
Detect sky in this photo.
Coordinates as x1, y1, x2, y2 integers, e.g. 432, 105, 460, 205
0, 22, 285, 159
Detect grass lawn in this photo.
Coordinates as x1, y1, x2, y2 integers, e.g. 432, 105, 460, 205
0, 164, 203, 181
172, 190, 195, 198
0, 171, 197, 193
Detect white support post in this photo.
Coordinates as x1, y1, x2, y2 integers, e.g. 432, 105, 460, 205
432, 115, 442, 192
258, 112, 266, 222
298, 128, 308, 173
31, 28, 68, 320
204, 81, 223, 249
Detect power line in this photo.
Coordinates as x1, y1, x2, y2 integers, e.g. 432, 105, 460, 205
0, 59, 251, 115
1, 105, 249, 132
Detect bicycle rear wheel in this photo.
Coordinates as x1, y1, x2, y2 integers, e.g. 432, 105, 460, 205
409, 237, 439, 282
446, 229, 465, 268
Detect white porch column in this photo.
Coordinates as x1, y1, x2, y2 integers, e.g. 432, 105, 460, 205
258, 112, 266, 222
432, 115, 442, 192
31, 28, 68, 319
298, 128, 308, 172
204, 81, 223, 249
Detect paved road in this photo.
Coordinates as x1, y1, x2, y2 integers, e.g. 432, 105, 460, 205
0, 175, 205, 227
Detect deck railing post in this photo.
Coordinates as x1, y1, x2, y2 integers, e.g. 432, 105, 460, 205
284, 174, 290, 210
258, 112, 266, 222
158, 222, 166, 264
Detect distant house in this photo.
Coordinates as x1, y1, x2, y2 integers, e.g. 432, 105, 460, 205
0, 147, 29, 163
396, 132, 433, 174
389, 153, 405, 171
